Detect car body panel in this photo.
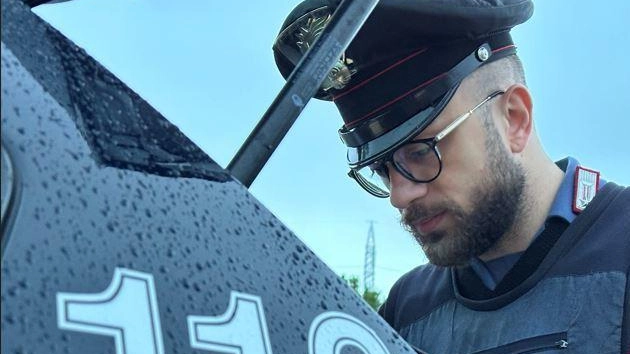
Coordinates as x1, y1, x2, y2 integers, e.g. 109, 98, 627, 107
0, 0, 413, 352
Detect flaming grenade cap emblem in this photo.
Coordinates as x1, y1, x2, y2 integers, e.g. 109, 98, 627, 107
295, 13, 356, 92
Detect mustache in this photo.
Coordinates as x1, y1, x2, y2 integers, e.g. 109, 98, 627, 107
400, 200, 465, 231
401, 202, 447, 227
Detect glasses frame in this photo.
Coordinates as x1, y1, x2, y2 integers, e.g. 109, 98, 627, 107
349, 90, 505, 198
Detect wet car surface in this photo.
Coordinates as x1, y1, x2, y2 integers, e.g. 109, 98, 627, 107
1, 0, 415, 352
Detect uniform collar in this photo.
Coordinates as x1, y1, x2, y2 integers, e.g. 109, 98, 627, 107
548, 157, 580, 224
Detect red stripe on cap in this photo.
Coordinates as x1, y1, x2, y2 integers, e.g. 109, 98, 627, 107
492, 44, 516, 53
333, 47, 428, 101
344, 72, 448, 128
342, 44, 516, 129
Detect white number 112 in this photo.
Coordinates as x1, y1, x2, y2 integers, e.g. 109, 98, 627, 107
57, 267, 390, 354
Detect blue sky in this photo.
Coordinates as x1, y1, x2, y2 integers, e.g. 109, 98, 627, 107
34, 1, 630, 296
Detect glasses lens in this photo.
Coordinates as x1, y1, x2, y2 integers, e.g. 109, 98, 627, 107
393, 141, 440, 182
353, 162, 391, 197
350, 141, 440, 198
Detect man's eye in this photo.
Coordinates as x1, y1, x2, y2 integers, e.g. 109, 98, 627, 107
406, 144, 432, 161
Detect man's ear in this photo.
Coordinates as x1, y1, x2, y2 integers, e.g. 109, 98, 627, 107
501, 84, 533, 153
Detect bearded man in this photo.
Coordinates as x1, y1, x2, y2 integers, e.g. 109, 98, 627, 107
273, 1, 630, 353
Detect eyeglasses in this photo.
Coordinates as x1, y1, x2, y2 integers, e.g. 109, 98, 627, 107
348, 90, 505, 198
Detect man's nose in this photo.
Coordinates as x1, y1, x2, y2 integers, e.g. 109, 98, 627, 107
389, 167, 429, 209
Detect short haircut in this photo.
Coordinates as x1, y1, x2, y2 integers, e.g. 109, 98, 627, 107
465, 54, 527, 126
468, 54, 527, 99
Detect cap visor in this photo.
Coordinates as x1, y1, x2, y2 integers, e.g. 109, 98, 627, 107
346, 84, 458, 168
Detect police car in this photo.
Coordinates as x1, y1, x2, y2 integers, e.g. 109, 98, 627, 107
0, 0, 416, 352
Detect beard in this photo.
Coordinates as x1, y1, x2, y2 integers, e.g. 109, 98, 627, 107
401, 124, 526, 266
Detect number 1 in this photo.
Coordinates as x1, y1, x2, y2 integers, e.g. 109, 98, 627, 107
57, 268, 165, 354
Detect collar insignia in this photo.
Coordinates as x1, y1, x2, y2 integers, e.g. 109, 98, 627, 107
572, 165, 600, 213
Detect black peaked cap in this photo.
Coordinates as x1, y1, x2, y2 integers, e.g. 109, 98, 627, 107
273, 0, 533, 168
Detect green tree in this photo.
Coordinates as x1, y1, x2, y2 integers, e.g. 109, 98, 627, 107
341, 274, 382, 311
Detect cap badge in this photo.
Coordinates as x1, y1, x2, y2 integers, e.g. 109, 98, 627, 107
572, 166, 600, 213
295, 12, 356, 91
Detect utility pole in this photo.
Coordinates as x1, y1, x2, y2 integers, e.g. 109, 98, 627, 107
363, 221, 375, 291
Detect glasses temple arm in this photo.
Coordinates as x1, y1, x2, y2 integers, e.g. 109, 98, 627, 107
434, 90, 504, 142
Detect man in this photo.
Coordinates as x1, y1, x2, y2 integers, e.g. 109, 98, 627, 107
273, 1, 629, 353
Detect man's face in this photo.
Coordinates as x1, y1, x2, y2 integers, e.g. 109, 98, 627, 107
392, 91, 526, 266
